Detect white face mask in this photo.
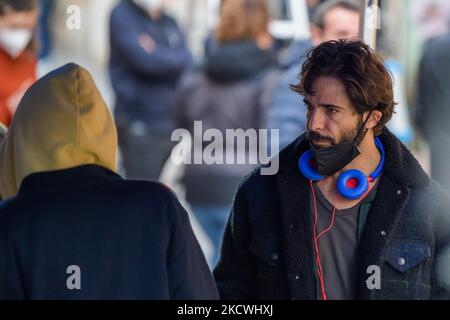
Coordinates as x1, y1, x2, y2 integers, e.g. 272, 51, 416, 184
133, 0, 164, 12
0, 28, 33, 58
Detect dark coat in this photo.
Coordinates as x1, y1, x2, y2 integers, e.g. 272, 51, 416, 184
0, 164, 218, 300
213, 128, 450, 300
109, 0, 192, 134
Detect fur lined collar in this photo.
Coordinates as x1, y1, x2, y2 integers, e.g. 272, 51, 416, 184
278, 127, 430, 188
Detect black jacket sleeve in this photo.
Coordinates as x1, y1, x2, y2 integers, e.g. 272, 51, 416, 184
0, 208, 26, 299
213, 182, 257, 299
165, 190, 219, 300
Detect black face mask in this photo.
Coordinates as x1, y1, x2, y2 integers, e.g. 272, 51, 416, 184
308, 112, 372, 177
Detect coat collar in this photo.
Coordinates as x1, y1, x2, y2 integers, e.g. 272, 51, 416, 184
277, 127, 429, 189
273, 127, 430, 299
18, 164, 122, 196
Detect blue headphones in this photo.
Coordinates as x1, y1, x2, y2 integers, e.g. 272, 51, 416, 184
298, 137, 385, 200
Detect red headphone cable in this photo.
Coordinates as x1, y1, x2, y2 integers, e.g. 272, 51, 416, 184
310, 180, 337, 301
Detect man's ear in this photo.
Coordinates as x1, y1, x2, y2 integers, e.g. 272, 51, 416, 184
310, 25, 323, 46
366, 110, 383, 130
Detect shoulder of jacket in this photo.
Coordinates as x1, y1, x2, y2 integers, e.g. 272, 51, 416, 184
117, 179, 176, 202
237, 136, 304, 194
112, 1, 132, 16
235, 166, 277, 202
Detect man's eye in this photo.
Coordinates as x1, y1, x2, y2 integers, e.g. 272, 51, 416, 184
327, 108, 338, 114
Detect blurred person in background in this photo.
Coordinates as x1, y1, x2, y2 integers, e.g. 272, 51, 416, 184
411, 0, 450, 43
109, 0, 192, 180
415, 33, 450, 192
174, 0, 278, 268
306, 0, 327, 20
268, 0, 360, 150
0, 63, 218, 299
0, 0, 38, 127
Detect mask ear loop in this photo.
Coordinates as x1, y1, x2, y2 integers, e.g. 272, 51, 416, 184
356, 136, 385, 199
310, 180, 337, 301
353, 111, 374, 147
349, 111, 379, 200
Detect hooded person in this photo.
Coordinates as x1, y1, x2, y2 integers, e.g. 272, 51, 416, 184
0, 63, 218, 300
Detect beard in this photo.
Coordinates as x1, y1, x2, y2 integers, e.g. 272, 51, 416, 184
307, 115, 364, 149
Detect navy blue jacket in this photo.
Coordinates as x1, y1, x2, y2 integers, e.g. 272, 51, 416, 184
0, 165, 218, 299
109, 0, 192, 134
214, 128, 450, 300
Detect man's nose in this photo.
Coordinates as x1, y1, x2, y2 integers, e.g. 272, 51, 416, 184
308, 108, 326, 132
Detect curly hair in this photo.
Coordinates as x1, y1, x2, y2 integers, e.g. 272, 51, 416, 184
215, 0, 270, 43
291, 39, 396, 135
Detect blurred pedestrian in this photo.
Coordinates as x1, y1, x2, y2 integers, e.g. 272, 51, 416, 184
0, 0, 38, 127
109, 0, 192, 181
306, 0, 327, 20
268, 0, 360, 150
174, 0, 278, 268
415, 33, 450, 192
0, 63, 218, 300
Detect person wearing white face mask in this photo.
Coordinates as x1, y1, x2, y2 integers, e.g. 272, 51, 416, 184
0, 28, 33, 59
0, 0, 38, 127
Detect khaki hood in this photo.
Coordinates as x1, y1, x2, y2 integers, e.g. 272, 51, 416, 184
0, 63, 117, 199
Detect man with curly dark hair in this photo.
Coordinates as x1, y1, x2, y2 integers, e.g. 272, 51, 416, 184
214, 39, 450, 300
